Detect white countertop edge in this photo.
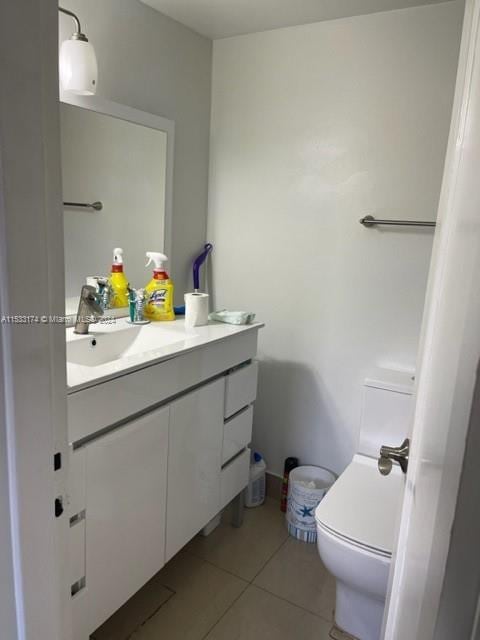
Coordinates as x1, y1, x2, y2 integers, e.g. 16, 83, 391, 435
66, 319, 264, 394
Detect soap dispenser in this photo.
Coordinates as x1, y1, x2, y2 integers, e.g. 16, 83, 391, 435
109, 248, 129, 308
143, 252, 175, 321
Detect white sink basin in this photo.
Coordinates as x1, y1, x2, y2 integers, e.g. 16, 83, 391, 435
67, 323, 186, 368
66, 317, 263, 392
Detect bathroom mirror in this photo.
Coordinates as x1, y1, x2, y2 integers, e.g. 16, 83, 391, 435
60, 94, 174, 316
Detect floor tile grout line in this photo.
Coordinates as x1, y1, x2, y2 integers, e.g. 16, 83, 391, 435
199, 580, 251, 640
249, 533, 290, 583
181, 530, 290, 586
134, 588, 176, 634
182, 518, 290, 585
182, 548, 253, 584
250, 583, 335, 626
200, 581, 334, 640
186, 534, 289, 584
194, 513, 291, 640
93, 586, 176, 640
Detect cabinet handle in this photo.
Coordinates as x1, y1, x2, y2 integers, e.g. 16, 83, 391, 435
55, 497, 64, 518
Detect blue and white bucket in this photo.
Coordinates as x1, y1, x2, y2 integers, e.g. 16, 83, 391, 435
286, 465, 336, 543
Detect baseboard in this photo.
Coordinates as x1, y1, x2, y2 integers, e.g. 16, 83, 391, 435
266, 471, 282, 502
329, 624, 358, 640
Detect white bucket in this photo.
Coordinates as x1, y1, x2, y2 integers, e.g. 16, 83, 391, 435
286, 465, 336, 543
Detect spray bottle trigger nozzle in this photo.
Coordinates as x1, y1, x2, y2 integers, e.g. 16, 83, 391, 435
145, 252, 168, 270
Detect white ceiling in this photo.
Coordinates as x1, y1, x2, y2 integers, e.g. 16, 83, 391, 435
139, 0, 452, 39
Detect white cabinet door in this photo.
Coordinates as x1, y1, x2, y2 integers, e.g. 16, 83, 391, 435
84, 406, 169, 635
166, 377, 225, 561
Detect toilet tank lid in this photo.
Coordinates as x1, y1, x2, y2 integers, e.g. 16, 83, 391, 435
365, 368, 415, 395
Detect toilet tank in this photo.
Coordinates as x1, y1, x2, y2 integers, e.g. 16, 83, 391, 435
359, 368, 415, 458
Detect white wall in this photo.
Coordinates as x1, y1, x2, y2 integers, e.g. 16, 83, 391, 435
59, 0, 212, 300
60, 104, 167, 296
208, 2, 463, 475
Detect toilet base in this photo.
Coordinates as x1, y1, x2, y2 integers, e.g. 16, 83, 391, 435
335, 580, 385, 640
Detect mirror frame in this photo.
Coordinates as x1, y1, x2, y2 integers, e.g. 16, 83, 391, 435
60, 93, 174, 316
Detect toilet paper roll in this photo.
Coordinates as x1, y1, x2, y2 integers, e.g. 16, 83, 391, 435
184, 292, 209, 328
86, 276, 103, 287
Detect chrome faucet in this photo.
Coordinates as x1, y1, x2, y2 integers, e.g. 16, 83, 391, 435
74, 285, 104, 334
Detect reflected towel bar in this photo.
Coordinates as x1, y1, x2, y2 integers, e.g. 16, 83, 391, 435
64, 201, 103, 211
359, 215, 435, 228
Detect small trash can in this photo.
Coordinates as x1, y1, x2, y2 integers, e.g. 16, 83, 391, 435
286, 465, 336, 543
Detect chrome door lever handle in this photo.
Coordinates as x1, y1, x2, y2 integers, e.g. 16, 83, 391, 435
378, 438, 410, 475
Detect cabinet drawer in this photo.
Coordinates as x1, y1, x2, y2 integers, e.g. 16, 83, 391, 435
222, 405, 253, 465
224, 361, 259, 418
220, 448, 250, 509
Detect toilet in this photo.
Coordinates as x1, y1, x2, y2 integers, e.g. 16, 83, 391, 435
315, 369, 414, 640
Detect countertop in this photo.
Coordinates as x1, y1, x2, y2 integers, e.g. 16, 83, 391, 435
67, 318, 263, 393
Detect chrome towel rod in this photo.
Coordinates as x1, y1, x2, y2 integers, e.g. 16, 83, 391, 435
360, 215, 435, 228
64, 200, 103, 211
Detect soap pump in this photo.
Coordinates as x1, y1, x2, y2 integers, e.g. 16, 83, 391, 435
144, 252, 175, 321
109, 247, 129, 308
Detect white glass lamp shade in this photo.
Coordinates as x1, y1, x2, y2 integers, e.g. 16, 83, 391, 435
59, 38, 98, 95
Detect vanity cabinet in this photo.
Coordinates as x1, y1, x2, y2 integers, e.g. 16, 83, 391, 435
67, 326, 261, 640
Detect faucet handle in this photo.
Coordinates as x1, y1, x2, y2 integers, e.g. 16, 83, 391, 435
81, 284, 96, 298
80, 284, 104, 316
74, 285, 104, 335
378, 438, 410, 475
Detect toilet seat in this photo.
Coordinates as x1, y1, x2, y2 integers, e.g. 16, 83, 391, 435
316, 520, 390, 558
315, 454, 404, 557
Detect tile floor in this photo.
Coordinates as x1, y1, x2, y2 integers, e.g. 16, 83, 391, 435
92, 498, 336, 640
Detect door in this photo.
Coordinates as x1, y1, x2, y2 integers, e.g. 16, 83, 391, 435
84, 406, 169, 635
383, 2, 480, 638
0, 3, 70, 640
166, 377, 225, 561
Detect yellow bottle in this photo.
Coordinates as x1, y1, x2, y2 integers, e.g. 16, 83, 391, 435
144, 252, 175, 321
109, 248, 129, 308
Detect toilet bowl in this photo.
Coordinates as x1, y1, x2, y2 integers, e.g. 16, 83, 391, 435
316, 521, 389, 640
316, 455, 403, 640
315, 369, 414, 640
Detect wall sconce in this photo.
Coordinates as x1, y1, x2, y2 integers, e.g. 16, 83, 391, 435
59, 6, 98, 95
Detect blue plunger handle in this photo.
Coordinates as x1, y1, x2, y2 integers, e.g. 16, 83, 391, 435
193, 243, 213, 291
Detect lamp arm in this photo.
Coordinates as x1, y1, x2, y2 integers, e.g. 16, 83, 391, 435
59, 7, 82, 35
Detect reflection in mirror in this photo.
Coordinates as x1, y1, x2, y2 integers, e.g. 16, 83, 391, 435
60, 102, 169, 311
